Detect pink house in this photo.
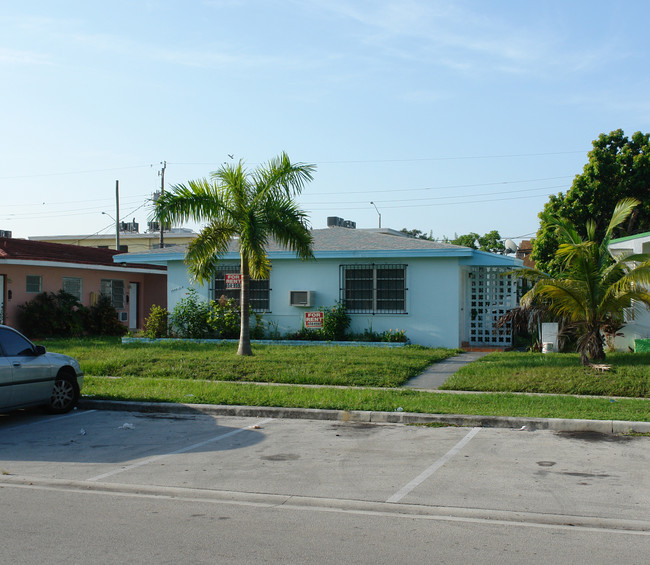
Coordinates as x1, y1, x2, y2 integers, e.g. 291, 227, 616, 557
0, 238, 166, 331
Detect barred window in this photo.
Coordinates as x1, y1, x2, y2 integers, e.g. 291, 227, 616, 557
26, 275, 42, 294
340, 264, 406, 314
62, 277, 82, 301
101, 279, 125, 309
212, 266, 270, 312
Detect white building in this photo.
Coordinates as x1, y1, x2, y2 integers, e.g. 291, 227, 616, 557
116, 225, 523, 348
608, 230, 650, 351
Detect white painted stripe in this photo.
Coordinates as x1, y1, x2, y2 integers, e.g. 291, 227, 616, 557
387, 427, 481, 503
1, 409, 97, 431
86, 418, 273, 482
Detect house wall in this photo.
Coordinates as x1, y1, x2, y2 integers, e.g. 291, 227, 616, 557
0, 263, 166, 330
166, 256, 463, 348
609, 234, 650, 351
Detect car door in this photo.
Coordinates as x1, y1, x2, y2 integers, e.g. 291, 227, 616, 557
0, 355, 14, 409
0, 327, 53, 408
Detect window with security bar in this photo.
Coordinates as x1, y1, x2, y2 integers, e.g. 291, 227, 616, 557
100, 279, 125, 309
62, 277, 82, 301
211, 266, 270, 312
340, 264, 407, 314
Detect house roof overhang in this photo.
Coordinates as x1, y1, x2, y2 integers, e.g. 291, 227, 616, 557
115, 246, 523, 267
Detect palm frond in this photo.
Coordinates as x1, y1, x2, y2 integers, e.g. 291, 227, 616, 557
185, 224, 237, 284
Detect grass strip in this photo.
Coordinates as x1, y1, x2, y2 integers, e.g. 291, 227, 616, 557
83, 377, 650, 422
44, 338, 460, 388
442, 351, 650, 398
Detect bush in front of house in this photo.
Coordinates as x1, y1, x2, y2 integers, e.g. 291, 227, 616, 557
83, 295, 128, 336
17, 290, 86, 338
143, 304, 169, 338
17, 291, 126, 337
169, 289, 213, 339
168, 291, 265, 340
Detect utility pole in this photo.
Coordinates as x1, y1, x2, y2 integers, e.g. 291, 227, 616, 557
159, 161, 166, 248
115, 180, 120, 251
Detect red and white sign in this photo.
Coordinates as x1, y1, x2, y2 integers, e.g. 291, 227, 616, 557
225, 274, 242, 289
304, 311, 324, 329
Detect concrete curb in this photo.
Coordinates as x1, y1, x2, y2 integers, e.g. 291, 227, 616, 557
79, 399, 650, 434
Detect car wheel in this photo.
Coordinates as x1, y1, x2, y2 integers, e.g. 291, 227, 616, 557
48, 372, 80, 414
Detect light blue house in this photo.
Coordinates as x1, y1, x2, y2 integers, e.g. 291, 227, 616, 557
116, 225, 523, 348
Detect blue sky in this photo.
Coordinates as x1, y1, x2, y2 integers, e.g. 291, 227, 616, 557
2, 0, 649, 243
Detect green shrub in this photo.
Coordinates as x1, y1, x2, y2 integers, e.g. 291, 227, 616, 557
207, 297, 240, 338
169, 289, 213, 338
320, 302, 350, 340
17, 290, 86, 338
144, 305, 169, 338
381, 328, 408, 343
84, 295, 128, 336
207, 296, 265, 339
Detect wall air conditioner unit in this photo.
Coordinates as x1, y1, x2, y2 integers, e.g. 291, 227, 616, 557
289, 290, 313, 307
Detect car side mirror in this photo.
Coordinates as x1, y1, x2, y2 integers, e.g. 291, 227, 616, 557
35, 345, 47, 355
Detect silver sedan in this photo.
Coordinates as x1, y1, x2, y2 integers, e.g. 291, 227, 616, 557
0, 325, 84, 413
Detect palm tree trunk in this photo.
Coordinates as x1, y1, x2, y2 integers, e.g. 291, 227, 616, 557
238, 257, 253, 356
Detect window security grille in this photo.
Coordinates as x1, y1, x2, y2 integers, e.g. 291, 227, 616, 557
211, 266, 270, 312
100, 279, 125, 309
62, 277, 82, 301
340, 264, 406, 314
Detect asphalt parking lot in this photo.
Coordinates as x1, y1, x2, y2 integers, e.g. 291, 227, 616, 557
1, 406, 649, 563
1, 405, 648, 524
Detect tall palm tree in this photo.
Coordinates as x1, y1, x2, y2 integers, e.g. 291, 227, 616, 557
154, 152, 315, 355
520, 198, 650, 365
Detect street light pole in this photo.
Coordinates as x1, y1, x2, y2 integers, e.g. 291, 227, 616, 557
370, 201, 381, 228
115, 180, 120, 251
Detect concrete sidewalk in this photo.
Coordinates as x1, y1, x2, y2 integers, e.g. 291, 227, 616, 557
403, 351, 490, 390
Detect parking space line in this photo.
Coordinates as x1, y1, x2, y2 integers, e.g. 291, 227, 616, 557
86, 418, 273, 482
1, 409, 97, 431
387, 427, 481, 503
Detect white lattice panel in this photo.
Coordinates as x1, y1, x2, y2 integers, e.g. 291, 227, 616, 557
468, 267, 517, 346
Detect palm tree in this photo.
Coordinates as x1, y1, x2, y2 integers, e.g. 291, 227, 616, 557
520, 198, 650, 365
154, 152, 315, 355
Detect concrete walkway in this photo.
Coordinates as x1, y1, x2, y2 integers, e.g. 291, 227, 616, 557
403, 351, 490, 390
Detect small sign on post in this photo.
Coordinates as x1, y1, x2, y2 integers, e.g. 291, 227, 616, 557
225, 274, 242, 289
304, 311, 324, 329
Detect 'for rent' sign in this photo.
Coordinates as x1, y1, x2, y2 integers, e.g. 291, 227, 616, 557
304, 311, 324, 329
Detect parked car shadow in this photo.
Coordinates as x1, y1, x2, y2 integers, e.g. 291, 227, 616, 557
0, 405, 266, 465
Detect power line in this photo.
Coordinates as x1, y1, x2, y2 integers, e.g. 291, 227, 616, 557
168, 149, 586, 167
0, 164, 155, 180
303, 184, 564, 207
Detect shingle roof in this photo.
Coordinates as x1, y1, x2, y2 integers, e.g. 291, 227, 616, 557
307, 227, 462, 252
0, 238, 165, 270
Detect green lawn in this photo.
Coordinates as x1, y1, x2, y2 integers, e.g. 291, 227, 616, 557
44, 337, 460, 387
442, 351, 650, 398
43, 338, 650, 422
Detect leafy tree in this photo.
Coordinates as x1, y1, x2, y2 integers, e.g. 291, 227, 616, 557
399, 228, 434, 240
532, 130, 650, 276
477, 230, 506, 253
451, 232, 480, 249
155, 152, 315, 355
520, 198, 650, 365
450, 230, 505, 253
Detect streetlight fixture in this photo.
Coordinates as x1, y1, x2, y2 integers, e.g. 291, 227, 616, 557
101, 211, 120, 251
370, 201, 381, 228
